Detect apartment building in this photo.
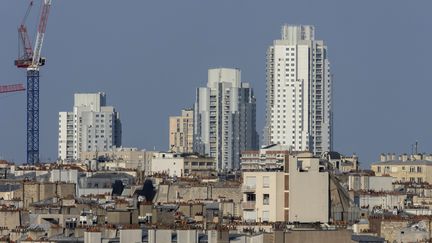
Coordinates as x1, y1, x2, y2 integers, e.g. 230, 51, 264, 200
169, 109, 194, 153
80, 147, 153, 171
194, 68, 259, 171
150, 152, 215, 177
58, 92, 122, 161
371, 153, 432, 184
241, 152, 329, 223
322, 151, 359, 172
264, 25, 332, 155
240, 144, 290, 171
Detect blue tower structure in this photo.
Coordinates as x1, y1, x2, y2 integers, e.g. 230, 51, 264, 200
26, 69, 40, 164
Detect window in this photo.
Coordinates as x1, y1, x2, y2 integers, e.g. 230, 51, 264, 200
263, 194, 270, 205
246, 193, 256, 202
417, 166, 422, 173
417, 178, 423, 183
263, 176, 270, 188
377, 166, 381, 172
262, 210, 269, 222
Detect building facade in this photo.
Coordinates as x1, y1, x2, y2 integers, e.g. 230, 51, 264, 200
80, 147, 153, 171
240, 144, 290, 171
58, 92, 122, 161
194, 68, 259, 171
321, 151, 359, 172
241, 151, 329, 223
371, 153, 432, 184
169, 109, 194, 153
149, 152, 215, 177
264, 25, 332, 155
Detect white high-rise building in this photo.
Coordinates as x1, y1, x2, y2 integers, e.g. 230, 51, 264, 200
194, 68, 259, 171
58, 92, 122, 161
264, 25, 332, 155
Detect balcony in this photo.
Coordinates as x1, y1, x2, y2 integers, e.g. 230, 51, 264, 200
241, 185, 256, 193
242, 201, 256, 210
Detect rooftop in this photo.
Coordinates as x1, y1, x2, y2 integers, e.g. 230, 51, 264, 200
372, 160, 432, 166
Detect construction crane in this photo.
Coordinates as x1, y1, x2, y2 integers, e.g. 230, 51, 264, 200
15, 0, 52, 164
0, 84, 25, 94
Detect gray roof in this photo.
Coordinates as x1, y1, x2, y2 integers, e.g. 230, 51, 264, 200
352, 234, 385, 242
90, 172, 134, 179
0, 184, 20, 192
371, 160, 432, 166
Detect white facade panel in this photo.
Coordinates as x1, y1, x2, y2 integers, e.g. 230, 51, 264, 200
194, 68, 258, 171
58, 92, 121, 161
264, 25, 332, 155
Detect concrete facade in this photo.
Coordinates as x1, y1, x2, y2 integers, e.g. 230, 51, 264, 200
169, 109, 194, 153
194, 68, 259, 171
15, 182, 76, 208
242, 152, 329, 223
242, 171, 286, 222
58, 92, 122, 161
119, 229, 142, 243
150, 152, 215, 177
348, 174, 394, 191
84, 231, 102, 243
148, 229, 172, 243
264, 25, 332, 155
289, 153, 329, 223
81, 147, 152, 171
241, 144, 290, 171
371, 153, 432, 184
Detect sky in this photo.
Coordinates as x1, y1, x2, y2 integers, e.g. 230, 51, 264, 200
0, 0, 431, 167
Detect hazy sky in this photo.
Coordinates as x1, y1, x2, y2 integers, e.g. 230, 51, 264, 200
0, 0, 431, 167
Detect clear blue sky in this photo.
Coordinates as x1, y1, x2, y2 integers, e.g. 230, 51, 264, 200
0, 0, 431, 167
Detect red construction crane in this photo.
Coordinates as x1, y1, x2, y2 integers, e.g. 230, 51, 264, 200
0, 84, 26, 94
14, 0, 53, 164
15, 1, 34, 68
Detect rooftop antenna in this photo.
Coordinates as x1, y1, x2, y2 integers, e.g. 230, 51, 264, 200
415, 141, 418, 154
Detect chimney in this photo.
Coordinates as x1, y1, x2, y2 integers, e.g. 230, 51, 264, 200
380, 154, 386, 162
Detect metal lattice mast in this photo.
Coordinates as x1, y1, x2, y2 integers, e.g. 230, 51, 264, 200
26, 69, 39, 164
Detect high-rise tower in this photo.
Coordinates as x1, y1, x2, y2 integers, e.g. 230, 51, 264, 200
264, 25, 332, 155
58, 92, 122, 161
194, 68, 259, 171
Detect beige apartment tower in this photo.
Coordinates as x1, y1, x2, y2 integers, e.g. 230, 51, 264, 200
169, 109, 194, 153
